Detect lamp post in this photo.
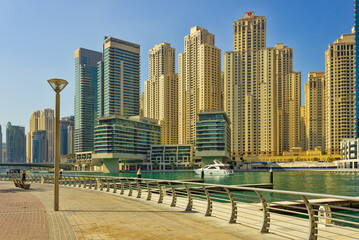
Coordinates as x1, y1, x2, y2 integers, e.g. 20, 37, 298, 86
47, 78, 68, 211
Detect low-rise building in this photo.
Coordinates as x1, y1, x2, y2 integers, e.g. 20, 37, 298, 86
93, 115, 161, 172
196, 111, 231, 164
149, 144, 194, 170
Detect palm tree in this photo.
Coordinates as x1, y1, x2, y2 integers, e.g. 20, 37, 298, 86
188, 161, 195, 170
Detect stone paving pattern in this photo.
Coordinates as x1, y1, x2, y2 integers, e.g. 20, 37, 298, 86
0, 181, 288, 240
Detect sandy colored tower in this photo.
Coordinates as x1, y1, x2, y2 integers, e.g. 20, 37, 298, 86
27, 108, 54, 162
287, 72, 301, 150
225, 12, 300, 157
325, 33, 355, 154
143, 43, 178, 144
178, 26, 222, 144
305, 71, 325, 150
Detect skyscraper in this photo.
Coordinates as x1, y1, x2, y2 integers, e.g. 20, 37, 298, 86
60, 116, 74, 155
325, 32, 355, 154
32, 130, 48, 163
74, 48, 102, 153
225, 12, 299, 157
143, 42, 178, 144
178, 26, 222, 144
27, 108, 54, 162
97, 36, 140, 117
6, 122, 26, 162
305, 72, 325, 150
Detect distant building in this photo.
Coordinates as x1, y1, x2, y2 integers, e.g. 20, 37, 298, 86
97, 36, 140, 118
2, 143, 6, 163
196, 111, 231, 164
325, 32, 355, 154
74, 48, 102, 153
149, 144, 194, 170
60, 116, 74, 155
27, 109, 55, 162
93, 115, 161, 172
6, 122, 26, 162
32, 130, 48, 163
304, 72, 325, 151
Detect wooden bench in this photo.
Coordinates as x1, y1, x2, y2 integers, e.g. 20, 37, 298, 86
13, 178, 31, 190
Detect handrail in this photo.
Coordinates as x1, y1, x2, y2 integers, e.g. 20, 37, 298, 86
2, 173, 359, 240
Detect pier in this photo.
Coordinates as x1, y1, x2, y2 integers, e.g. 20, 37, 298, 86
1, 173, 359, 239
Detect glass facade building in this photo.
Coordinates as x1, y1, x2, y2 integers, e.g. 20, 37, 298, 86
6, 122, 26, 162
97, 37, 140, 117
60, 116, 74, 155
74, 48, 102, 153
32, 130, 48, 163
94, 115, 160, 156
196, 111, 231, 163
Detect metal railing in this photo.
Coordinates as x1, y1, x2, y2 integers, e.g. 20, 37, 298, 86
1, 173, 359, 240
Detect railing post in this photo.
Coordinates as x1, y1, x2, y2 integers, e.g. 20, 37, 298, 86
113, 179, 117, 193
127, 179, 133, 196
94, 178, 98, 190
183, 184, 193, 211
119, 179, 124, 195
202, 186, 213, 216
100, 178, 104, 191
300, 195, 318, 240
135, 179, 141, 198
255, 190, 270, 233
73, 177, 77, 187
146, 181, 152, 201
224, 187, 237, 223
88, 178, 92, 189
168, 182, 177, 207
156, 181, 163, 203
106, 179, 110, 192
83, 178, 87, 188
78, 177, 82, 187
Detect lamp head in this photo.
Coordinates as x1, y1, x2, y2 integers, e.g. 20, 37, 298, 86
47, 78, 68, 94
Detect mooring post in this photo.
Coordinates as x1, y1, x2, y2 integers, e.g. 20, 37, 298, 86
201, 169, 204, 180
269, 168, 273, 184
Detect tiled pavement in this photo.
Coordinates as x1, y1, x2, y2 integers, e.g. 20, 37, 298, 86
0, 181, 287, 240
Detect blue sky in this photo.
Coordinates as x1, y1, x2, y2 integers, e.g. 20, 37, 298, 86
0, 0, 354, 134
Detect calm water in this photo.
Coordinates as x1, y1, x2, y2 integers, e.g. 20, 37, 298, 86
62, 170, 359, 197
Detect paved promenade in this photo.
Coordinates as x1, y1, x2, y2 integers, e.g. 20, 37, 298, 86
0, 181, 289, 240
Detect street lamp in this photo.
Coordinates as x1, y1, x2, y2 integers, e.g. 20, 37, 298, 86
47, 78, 68, 211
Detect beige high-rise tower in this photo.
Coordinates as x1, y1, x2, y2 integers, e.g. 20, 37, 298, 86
225, 12, 300, 157
305, 71, 325, 150
178, 26, 222, 144
300, 106, 307, 150
27, 108, 54, 162
287, 72, 301, 150
325, 33, 355, 154
143, 42, 178, 144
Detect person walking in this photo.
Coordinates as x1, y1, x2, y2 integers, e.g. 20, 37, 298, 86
21, 170, 26, 183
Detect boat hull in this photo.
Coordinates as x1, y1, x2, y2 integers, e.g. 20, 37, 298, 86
194, 169, 234, 175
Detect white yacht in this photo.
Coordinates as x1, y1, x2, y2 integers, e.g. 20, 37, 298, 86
195, 160, 234, 175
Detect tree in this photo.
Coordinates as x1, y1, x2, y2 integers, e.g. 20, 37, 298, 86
66, 153, 76, 163
170, 162, 176, 169
152, 161, 159, 170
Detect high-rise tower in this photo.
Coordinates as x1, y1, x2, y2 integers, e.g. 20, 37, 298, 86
325, 33, 355, 154
178, 26, 222, 144
355, 1, 359, 138
74, 48, 102, 153
6, 122, 26, 162
143, 43, 178, 144
305, 72, 325, 150
97, 37, 140, 117
27, 108, 54, 162
225, 12, 300, 157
